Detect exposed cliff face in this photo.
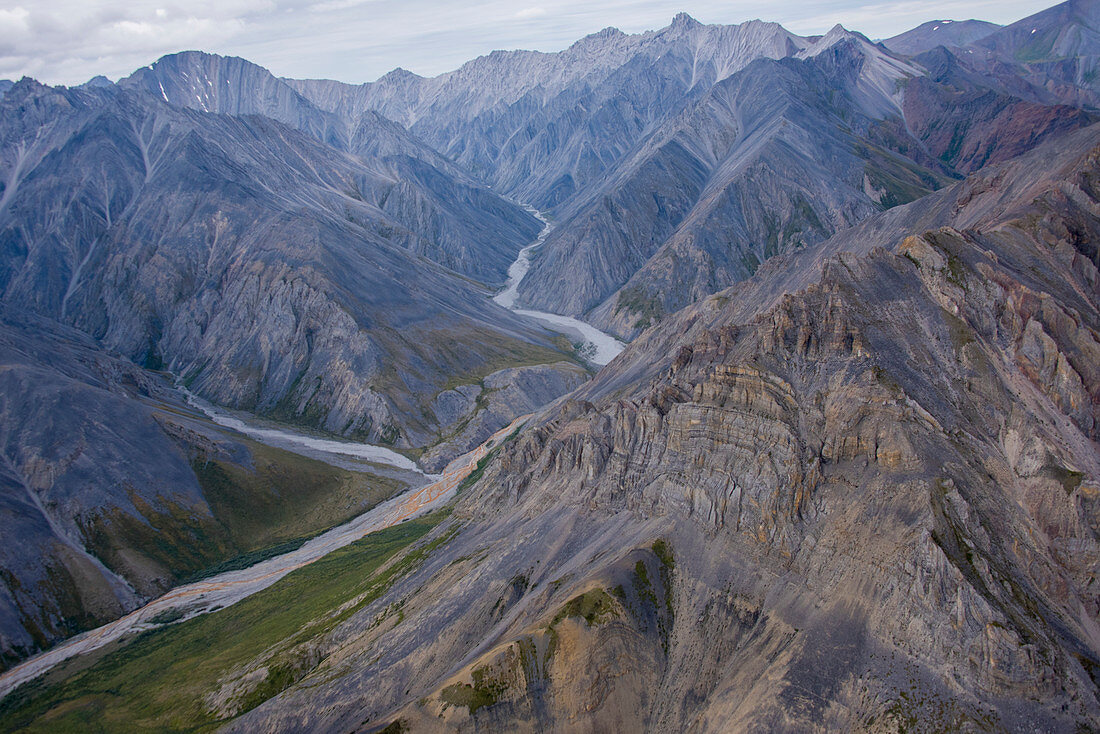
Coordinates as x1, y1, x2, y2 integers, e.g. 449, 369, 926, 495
419, 361, 590, 474
122, 52, 347, 148
225, 124, 1100, 733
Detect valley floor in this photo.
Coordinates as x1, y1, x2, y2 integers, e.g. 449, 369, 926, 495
0, 413, 527, 702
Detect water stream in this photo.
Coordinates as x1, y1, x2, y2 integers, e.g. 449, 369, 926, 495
494, 206, 626, 366
180, 389, 427, 476
0, 410, 525, 700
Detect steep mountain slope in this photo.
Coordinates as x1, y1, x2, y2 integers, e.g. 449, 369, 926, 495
216, 120, 1100, 734
289, 15, 809, 210
512, 24, 1094, 339
281, 12, 1099, 338
883, 19, 1001, 56
974, 0, 1100, 61
123, 52, 346, 148
0, 61, 601, 673
122, 52, 485, 186
0, 307, 413, 671
901, 46, 1095, 175
0, 79, 578, 448
119, 53, 541, 283
276, 13, 1097, 343
967, 0, 1100, 108
518, 28, 1076, 340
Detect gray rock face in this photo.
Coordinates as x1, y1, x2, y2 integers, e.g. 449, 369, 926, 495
228, 119, 1100, 734
419, 361, 590, 473
123, 51, 347, 148
517, 41, 941, 338
289, 17, 807, 209
515, 27, 1096, 340
972, 0, 1100, 62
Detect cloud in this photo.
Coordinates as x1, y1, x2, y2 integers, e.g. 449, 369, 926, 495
515, 7, 547, 19
0, 0, 270, 83
783, 0, 1053, 38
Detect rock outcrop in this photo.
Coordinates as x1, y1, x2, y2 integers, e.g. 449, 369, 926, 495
419, 361, 590, 473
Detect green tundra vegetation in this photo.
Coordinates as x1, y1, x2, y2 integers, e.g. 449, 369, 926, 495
0, 511, 454, 733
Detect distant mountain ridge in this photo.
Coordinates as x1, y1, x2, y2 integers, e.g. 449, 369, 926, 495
274, 5, 1100, 339
0, 74, 571, 450
883, 19, 1002, 56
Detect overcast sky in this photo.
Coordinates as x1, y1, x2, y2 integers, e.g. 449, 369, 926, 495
1, 0, 1058, 86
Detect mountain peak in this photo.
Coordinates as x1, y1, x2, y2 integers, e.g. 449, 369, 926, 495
377, 67, 423, 84
82, 75, 114, 89
799, 24, 863, 57
828, 23, 861, 41
883, 18, 1001, 55
670, 12, 700, 30
154, 49, 223, 65
572, 25, 626, 47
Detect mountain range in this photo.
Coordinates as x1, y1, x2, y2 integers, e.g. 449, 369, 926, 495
0, 1, 1099, 731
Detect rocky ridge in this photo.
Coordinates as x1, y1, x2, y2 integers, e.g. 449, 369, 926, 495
222, 120, 1100, 734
